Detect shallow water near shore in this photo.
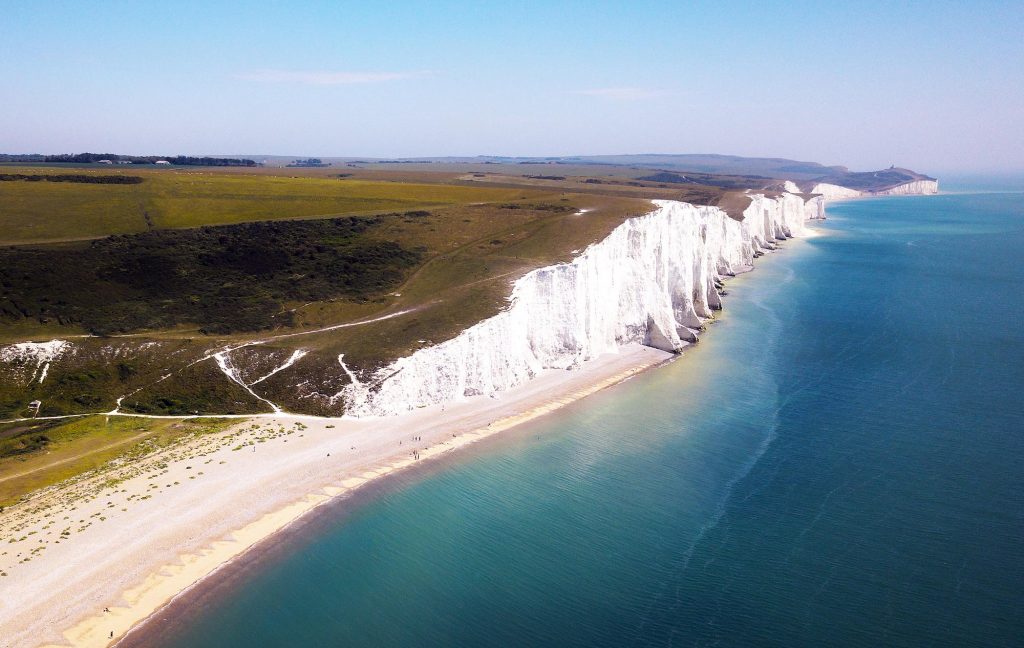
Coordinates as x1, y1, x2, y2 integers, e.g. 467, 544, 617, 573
146, 188, 1024, 647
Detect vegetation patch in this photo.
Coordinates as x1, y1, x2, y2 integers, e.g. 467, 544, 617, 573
0, 216, 421, 334
41, 153, 256, 166
0, 174, 143, 184
0, 166, 526, 244
638, 172, 690, 184
122, 359, 266, 415
0, 416, 237, 506
0, 430, 51, 458
498, 203, 576, 212
811, 167, 935, 192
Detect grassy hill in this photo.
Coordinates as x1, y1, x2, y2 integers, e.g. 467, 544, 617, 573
799, 167, 935, 192
0, 164, 660, 421
0, 166, 524, 244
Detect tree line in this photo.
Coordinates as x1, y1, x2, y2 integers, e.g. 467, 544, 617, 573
37, 153, 258, 166
0, 173, 144, 184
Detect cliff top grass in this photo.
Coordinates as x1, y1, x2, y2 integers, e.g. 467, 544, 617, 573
1, 216, 424, 335
0, 165, 528, 245
0, 163, 661, 419
1, 159, 808, 420
0, 164, 658, 338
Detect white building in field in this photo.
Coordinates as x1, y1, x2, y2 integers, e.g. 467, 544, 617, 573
155, 160, 171, 165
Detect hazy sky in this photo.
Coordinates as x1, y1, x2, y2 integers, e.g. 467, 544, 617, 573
3, 0, 1022, 173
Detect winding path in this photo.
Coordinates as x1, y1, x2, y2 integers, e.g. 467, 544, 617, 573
1, 307, 421, 425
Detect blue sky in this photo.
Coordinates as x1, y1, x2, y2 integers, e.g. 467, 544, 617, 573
2, 0, 1022, 173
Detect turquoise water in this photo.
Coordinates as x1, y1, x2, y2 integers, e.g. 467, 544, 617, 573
148, 190, 1024, 647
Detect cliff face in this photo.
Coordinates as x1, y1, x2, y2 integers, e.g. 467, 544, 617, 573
810, 179, 939, 199
344, 194, 810, 417
874, 179, 939, 195
803, 194, 826, 220
810, 182, 864, 200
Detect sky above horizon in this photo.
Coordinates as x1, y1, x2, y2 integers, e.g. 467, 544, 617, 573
2, 1, 1022, 174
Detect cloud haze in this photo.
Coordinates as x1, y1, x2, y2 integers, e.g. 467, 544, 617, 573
236, 69, 425, 85
576, 87, 672, 100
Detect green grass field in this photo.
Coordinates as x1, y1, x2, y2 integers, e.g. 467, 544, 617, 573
0, 166, 526, 244
0, 416, 236, 506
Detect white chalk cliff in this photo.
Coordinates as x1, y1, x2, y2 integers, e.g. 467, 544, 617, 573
344, 193, 813, 417
803, 194, 826, 220
874, 179, 939, 195
809, 182, 865, 200
809, 179, 939, 199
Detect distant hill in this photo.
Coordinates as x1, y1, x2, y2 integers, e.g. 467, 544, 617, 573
558, 154, 845, 179
226, 153, 932, 193
536, 156, 934, 191
799, 167, 935, 192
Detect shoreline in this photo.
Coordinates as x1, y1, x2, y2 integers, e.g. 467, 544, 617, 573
1, 345, 672, 648
117, 354, 673, 648
1, 195, 839, 647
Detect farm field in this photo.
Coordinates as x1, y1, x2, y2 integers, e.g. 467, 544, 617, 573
0, 165, 527, 244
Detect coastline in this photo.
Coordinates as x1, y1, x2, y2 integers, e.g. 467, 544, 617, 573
2, 344, 672, 648
1, 191, 853, 647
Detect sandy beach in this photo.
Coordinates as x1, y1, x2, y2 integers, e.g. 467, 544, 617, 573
0, 344, 671, 648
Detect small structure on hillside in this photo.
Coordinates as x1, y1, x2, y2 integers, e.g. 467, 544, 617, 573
28, 400, 41, 416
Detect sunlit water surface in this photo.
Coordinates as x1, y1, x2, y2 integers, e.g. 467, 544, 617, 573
151, 188, 1024, 647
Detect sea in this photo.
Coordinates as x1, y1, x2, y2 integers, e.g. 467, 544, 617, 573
142, 179, 1024, 647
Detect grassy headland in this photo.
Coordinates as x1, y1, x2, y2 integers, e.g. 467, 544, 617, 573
0, 163, 671, 421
